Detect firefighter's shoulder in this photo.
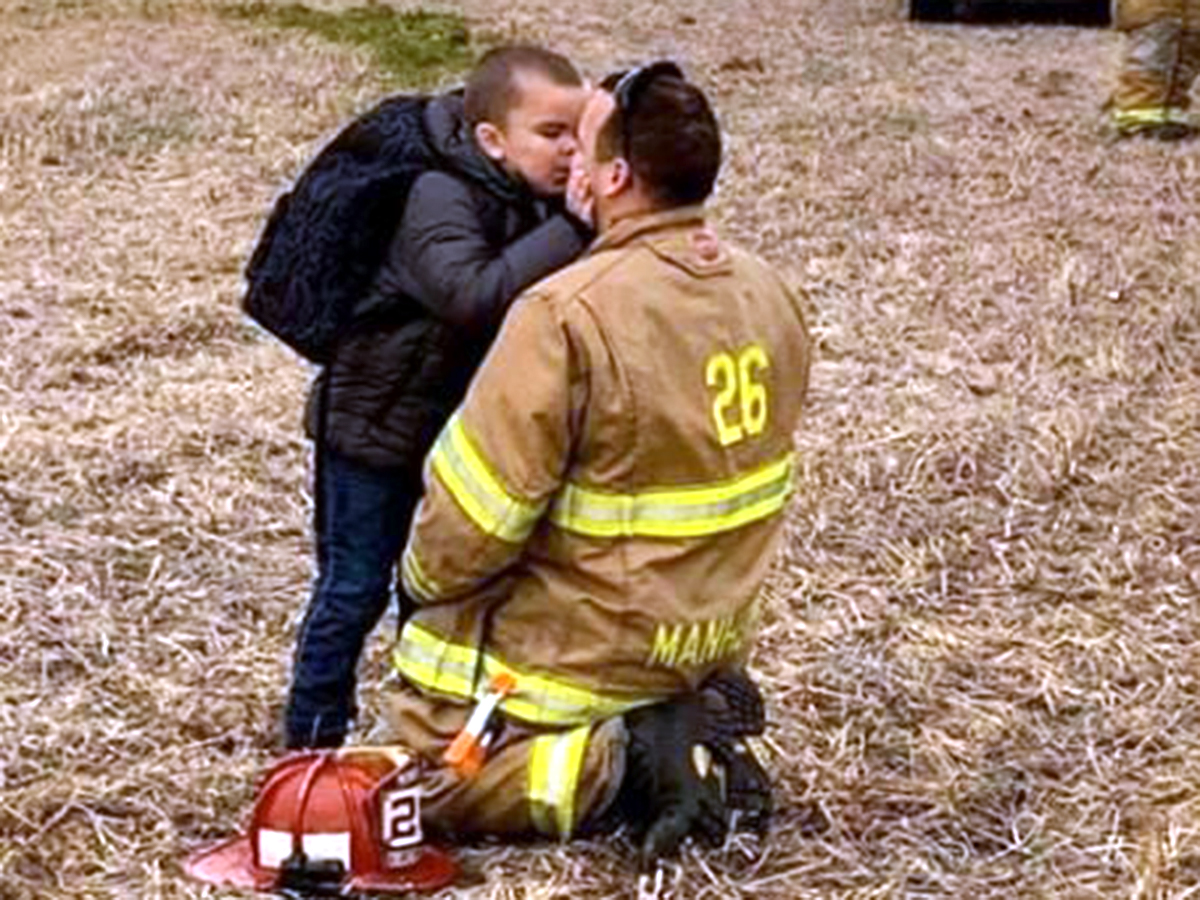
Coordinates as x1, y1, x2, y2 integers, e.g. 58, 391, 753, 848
519, 243, 642, 312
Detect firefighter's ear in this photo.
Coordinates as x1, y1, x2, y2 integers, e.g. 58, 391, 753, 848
600, 156, 632, 198
474, 122, 507, 163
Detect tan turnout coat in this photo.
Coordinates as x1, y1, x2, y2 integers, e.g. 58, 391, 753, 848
393, 206, 812, 731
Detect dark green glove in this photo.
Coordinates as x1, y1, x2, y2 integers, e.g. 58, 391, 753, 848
619, 697, 729, 868
720, 738, 773, 836
698, 669, 773, 836
699, 668, 766, 739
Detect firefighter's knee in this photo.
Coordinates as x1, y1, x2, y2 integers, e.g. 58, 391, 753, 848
526, 717, 627, 840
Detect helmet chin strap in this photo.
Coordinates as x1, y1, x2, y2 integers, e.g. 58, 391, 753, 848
290, 751, 334, 860
279, 854, 346, 895
276, 752, 347, 893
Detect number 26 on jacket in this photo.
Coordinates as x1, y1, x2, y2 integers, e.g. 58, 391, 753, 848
706, 345, 770, 447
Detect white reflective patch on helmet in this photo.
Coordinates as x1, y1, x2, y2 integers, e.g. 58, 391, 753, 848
381, 787, 423, 850
257, 829, 352, 869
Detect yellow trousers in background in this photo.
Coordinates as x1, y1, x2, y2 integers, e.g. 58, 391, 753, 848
1111, 0, 1200, 130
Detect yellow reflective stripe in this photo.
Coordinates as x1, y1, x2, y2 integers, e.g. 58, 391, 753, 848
1111, 106, 1192, 127
550, 454, 794, 538
400, 545, 440, 603
429, 416, 544, 543
528, 726, 590, 839
394, 623, 478, 699
391, 623, 653, 727
528, 739, 555, 835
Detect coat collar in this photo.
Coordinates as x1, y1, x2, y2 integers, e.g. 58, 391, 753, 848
591, 206, 708, 253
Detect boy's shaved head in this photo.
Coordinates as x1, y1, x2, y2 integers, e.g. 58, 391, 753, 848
464, 45, 582, 128
466, 45, 586, 198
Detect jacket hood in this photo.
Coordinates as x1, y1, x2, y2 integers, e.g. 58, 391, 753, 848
424, 91, 526, 205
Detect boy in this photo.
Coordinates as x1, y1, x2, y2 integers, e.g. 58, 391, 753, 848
285, 45, 592, 749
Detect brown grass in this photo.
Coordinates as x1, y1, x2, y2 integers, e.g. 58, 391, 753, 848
2, 0, 1200, 897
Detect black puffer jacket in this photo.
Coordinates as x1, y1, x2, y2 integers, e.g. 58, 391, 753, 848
310, 93, 588, 470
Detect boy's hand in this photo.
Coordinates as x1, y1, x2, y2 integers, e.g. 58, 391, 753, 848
566, 162, 595, 229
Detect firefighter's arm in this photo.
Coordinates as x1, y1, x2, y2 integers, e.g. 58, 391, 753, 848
400, 292, 582, 603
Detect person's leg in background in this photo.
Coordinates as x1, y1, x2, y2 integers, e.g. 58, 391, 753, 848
1108, 0, 1200, 138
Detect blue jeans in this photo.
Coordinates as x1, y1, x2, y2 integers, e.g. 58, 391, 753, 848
284, 442, 421, 748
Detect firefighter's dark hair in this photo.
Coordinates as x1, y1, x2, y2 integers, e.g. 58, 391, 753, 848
596, 67, 722, 206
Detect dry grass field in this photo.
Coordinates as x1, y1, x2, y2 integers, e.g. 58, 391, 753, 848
2, 0, 1199, 897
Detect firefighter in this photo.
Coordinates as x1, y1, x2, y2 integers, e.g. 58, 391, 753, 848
1108, 0, 1200, 138
379, 63, 813, 864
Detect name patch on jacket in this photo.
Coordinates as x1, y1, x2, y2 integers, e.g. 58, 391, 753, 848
646, 608, 756, 670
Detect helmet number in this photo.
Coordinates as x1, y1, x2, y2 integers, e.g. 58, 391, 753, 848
706, 345, 770, 447
381, 787, 423, 850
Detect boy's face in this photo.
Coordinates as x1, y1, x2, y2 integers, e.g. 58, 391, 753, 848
480, 71, 586, 197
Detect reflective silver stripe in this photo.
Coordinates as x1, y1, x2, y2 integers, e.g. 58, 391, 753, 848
392, 623, 654, 727
400, 545, 440, 603
549, 453, 794, 538
1111, 106, 1192, 127
528, 726, 591, 839
429, 415, 544, 543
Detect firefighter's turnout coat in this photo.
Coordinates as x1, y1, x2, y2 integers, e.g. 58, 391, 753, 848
384, 207, 812, 839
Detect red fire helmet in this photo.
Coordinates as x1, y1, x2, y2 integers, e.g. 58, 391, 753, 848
185, 747, 457, 895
